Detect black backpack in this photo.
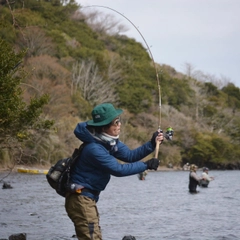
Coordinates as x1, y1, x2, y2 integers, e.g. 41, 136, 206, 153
46, 143, 85, 197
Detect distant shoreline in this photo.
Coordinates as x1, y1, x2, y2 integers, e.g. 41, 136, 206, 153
2, 165, 235, 174
0, 164, 182, 173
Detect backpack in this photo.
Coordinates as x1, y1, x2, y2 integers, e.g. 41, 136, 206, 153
46, 143, 85, 197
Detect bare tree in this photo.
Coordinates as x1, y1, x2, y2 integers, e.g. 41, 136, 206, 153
182, 62, 196, 79
17, 27, 55, 57
74, 9, 129, 35
106, 54, 123, 83
213, 75, 231, 89
183, 63, 231, 89
72, 58, 122, 105
188, 79, 207, 123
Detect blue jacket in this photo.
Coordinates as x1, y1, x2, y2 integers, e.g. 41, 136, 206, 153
70, 122, 154, 193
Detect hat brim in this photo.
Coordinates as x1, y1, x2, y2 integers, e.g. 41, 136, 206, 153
87, 109, 123, 127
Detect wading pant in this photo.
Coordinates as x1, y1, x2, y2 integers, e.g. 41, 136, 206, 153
65, 193, 102, 240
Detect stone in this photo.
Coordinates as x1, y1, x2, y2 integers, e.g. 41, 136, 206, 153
122, 236, 136, 240
8, 233, 27, 240
2, 182, 13, 189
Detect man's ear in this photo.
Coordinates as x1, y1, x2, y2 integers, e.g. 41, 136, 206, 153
102, 125, 109, 132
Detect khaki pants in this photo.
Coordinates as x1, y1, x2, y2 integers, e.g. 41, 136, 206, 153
65, 193, 102, 240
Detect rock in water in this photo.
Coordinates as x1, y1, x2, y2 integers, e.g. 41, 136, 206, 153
9, 233, 27, 240
122, 236, 136, 240
2, 182, 13, 189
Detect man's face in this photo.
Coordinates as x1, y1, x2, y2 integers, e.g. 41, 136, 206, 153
104, 117, 121, 137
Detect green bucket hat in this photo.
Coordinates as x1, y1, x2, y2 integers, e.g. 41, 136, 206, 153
87, 103, 123, 127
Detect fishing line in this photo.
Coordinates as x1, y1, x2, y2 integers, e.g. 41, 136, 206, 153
81, 5, 162, 129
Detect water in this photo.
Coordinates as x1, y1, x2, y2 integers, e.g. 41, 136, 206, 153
0, 170, 240, 240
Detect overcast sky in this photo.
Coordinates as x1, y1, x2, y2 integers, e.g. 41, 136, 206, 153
78, 0, 240, 88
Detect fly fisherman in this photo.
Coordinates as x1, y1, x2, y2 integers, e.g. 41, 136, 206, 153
200, 167, 214, 187
65, 103, 164, 240
188, 164, 203, 193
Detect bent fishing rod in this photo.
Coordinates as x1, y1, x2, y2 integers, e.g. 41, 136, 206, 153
81, 5, 173, 158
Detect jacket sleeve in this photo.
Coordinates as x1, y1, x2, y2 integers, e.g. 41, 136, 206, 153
113, 141, 154, 163
85, 143, 148, 177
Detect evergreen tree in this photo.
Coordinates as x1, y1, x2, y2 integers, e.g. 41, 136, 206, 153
0, 39, 53, 151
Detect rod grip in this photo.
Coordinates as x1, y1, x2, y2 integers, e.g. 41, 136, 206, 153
154, 140, 160, 158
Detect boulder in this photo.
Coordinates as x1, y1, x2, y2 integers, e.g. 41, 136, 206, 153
8, 233, 27, 240
122, 236, 136, 240
2, 182, 13, 189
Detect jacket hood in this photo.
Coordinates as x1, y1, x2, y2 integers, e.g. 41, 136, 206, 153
74, 122, 95, 143
74, 122, 119, 153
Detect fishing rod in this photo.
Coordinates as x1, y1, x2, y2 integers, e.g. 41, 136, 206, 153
81, 5, 173, 157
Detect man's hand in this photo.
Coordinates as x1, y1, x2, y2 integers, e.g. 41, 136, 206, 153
145, 158, 160, 170
151, 130, 164, 148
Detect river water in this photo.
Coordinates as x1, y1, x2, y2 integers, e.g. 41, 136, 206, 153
0, 170, 239, 240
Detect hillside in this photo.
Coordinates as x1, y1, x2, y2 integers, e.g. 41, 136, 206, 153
0, 0, 240, 169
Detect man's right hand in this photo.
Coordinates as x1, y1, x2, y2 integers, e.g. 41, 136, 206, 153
145, 158, 160, 170
151, 130, 164, 148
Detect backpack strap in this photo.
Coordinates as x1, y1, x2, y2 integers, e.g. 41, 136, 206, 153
71, 143, 85, 160
66, 143, 86, 188
69, 142, 86, 167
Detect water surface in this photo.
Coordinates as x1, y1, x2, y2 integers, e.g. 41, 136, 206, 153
0, 170, 239, 240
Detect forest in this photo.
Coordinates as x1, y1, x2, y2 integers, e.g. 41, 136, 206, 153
1, 0, 240, 170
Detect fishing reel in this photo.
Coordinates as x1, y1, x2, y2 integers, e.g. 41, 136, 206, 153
160, 127, 174, 141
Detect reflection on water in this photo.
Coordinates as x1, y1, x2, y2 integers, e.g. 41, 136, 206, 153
0, 170, 240, 240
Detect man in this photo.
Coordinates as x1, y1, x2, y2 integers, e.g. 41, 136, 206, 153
188, 164, 203, 193
200, 167, 214, 187
65, 103, 164, 240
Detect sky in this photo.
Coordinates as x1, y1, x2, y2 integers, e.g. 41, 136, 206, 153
78, 0, 240, 88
